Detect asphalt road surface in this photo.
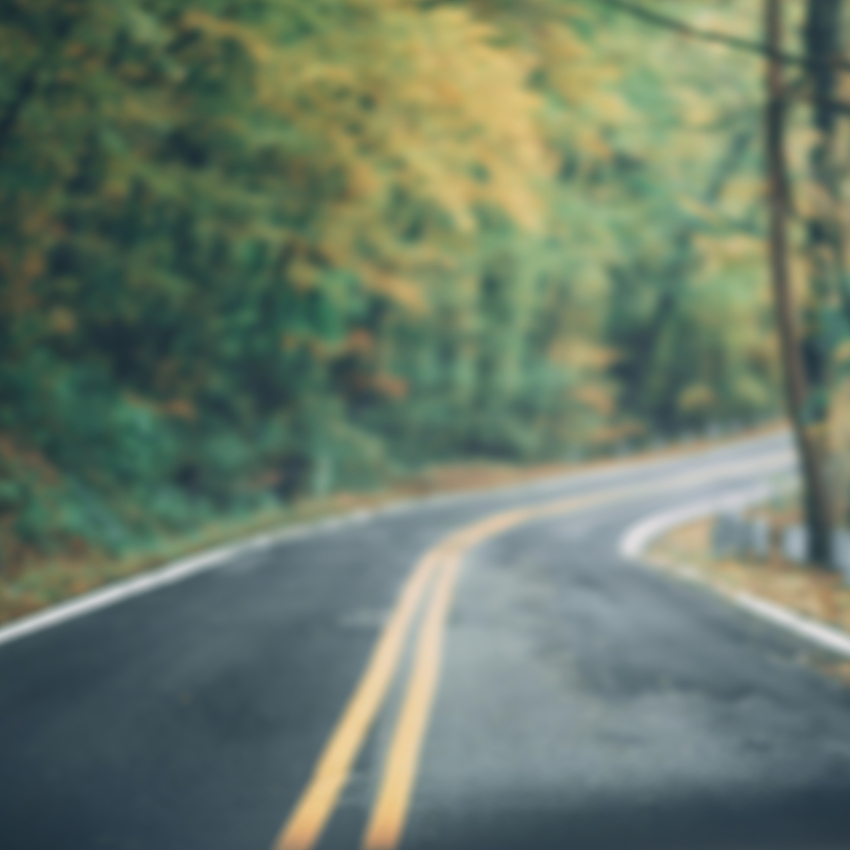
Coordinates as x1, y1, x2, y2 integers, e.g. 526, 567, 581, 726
3, 432, 850, 850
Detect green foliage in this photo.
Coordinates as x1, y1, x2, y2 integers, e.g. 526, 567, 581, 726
0, 0, 781, 563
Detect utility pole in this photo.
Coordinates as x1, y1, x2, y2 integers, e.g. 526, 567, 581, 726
765, 0, 834, 566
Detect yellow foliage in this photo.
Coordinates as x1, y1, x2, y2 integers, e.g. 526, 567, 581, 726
677, 383, 716, 415
732, 375, 770, 409
371, 373, 408, 399
672, 81, 721, 130
47, 307, 76, 335
344, 330, 375, 355
358, 268, 428, 314
164, 399, 196, 420
575, 383, 616, 416
287, 259, 320, 291
834, 339, 850, 366
549, 338, 615, 370
720, 176, 762, 215
694, 233, 764, 277
186, 1, 571, 309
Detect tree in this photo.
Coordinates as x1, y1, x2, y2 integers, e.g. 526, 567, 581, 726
764, 0, 834, 566
0, 0, 789, 570
595, 0, 842, 567
797, 0, 847, 563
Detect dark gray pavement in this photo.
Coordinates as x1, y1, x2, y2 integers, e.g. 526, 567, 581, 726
2, 433, 850, 850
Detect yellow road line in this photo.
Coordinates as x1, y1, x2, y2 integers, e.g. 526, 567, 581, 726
361, 549, 462, 850
273, 547, 444, 850
360, 500, 592, 850
359, 450, 793, 849
273, 447, 792, 850
272, 510, 530, 850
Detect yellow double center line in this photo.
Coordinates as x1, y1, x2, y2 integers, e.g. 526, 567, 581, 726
273, 450, 791, 850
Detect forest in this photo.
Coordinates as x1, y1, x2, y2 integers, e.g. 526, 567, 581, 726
1, 0, 846, 569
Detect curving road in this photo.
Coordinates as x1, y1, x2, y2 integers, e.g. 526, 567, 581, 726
2, 432, 850, 850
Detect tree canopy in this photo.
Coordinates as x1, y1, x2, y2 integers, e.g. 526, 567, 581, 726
0, 0, 789, 563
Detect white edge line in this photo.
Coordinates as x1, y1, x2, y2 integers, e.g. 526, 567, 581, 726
0, 509, 391, 649
731, 592, 850, 658
619, 488, 850, 660
0, 433, 790, 651
618, 484, 772, 560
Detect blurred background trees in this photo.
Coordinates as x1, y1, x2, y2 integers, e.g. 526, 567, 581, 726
0, 0, 817, 565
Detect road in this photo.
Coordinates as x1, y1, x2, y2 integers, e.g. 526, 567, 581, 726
2, 432, 850, 850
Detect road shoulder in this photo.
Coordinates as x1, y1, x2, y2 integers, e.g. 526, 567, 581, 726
621, 499, 850, 683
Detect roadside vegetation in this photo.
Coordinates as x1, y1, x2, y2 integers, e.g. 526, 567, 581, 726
2, 1, 849, 596
0, 428, 773, 624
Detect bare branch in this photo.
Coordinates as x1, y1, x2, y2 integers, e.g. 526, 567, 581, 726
596, 0, 850, 72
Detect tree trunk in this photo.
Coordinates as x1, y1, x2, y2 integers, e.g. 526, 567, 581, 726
802, 0, 847, 384
802, 0, 847, 395
765, 0, 834, 566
